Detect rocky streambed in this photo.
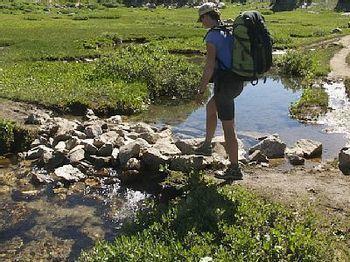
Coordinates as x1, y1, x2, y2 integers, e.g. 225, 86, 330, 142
1, 97, 350, 260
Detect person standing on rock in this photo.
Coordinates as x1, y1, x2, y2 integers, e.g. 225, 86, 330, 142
195, 3, 244, 179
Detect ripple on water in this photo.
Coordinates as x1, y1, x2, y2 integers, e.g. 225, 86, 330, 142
318, 81, 350, 141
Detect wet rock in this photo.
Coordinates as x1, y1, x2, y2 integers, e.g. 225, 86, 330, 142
141, 147, 169, 171
27, 145, 52, 160
89, 155, 111, 169
84, 177, 100, 188
249, 135, 286, 158
339, 147, 350, 175
120, 169, 141, 183
295, 139, 322, 158
249, 150, 269, 163
68, 145, 85, 163
170, 155, 207, 172
98, 143, 113, 157
46, 150, 68, 168
84, 124, 103, 138
125, 158, 141, 171
75, 160, 94, 173
287, 154, 305, 165
30, 170, 54, 184
81, 139, 98, 155
54, 164, 85, 182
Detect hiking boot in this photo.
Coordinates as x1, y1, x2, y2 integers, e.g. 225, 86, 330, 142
194, 141, 213, 156
214, 165, 244, 180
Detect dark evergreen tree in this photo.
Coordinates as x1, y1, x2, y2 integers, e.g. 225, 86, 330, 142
335, 0, 350, 11
271, 0, 298, 12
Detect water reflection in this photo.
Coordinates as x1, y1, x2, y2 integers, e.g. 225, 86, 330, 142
140, 77, 348, 160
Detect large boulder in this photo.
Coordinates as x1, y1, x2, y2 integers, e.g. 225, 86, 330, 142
249, 135, 286, 159
249, 150, 269, 163
339, 147, 350, 175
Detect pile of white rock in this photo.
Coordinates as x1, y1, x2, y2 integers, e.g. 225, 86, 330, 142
24, 110, 244, 185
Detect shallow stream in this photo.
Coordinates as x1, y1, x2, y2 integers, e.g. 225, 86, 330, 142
1, 76, 349, 260
139, 77, 349, 160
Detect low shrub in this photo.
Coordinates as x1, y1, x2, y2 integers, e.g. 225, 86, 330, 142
80, 174, 333, 261
276, 50, 315, 78
90, 44, 201, 103
0, 119, 33, 154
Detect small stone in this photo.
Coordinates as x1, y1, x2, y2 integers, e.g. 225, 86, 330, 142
54, 164, 85, 182
141, 147, 169, 171
125, 158, 141, 171
339, 147, 350, 175
81, 139, 98, 155
85, 124, 103, 138
89, 155, 111, 169
287, 154, 305, 165
107, 115, 122, 124
111, 148, 120, 167
54, 141, 66, 151
68, 145, 85, 163
249, 150, 269, 163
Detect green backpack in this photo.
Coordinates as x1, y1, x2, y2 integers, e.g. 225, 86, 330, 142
207, 10, 273, 84
230, 11, 273, 83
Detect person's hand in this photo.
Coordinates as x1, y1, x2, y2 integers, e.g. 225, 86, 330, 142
195, 89, 206, 104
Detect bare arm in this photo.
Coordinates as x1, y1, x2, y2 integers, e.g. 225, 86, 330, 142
199, 43, 216, 94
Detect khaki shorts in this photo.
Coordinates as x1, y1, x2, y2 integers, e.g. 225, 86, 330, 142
213, 70, 244, 121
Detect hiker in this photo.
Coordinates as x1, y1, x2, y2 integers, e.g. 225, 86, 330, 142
196, 3, 244, 179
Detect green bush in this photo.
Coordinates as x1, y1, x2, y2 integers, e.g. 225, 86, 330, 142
276, 50, 315, 78
90, 44, 201, 103
80, 174, 332, 261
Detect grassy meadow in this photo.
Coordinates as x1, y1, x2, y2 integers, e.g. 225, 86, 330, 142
1, 2, 350, 113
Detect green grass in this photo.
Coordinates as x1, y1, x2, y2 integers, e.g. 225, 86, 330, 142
0, 3, 349, 113
290, 87, 329, 120
79, 173, 343, 261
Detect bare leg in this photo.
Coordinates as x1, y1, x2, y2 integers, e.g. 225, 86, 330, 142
205, 97, 217, 144
221, 120, 238, 167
